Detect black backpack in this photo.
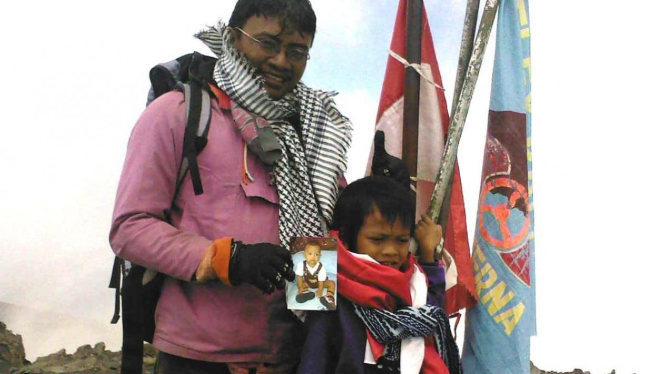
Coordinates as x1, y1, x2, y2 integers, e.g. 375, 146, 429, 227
108, 52, 217, 374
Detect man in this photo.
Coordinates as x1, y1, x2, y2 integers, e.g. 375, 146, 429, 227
110, 1, 352, 373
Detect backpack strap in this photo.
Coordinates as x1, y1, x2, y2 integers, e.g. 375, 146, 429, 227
111, 83, 213, 374
177, 81, 211, 196
110, 53, 214, 374
109, 79, 212, 326
109, 256, 123, 324
120, 265, 148, 374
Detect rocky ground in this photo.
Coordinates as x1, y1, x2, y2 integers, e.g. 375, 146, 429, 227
0, 321, 155, 374
1, 320, 614, 374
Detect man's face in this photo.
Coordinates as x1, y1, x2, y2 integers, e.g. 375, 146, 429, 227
304, 245, 321, 267
233, 15, 313, 99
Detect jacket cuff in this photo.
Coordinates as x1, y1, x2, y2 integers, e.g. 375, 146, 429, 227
211, 237, 233, 285
420, 262, 447, 287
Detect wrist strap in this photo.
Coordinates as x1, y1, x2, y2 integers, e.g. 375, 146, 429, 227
228, 240, 244, 286
231, 240, 242, 260
433, 237, 444, 261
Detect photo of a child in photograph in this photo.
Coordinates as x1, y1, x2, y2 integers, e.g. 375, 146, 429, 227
286, 237, 337, 311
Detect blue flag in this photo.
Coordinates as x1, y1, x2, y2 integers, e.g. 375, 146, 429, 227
461, 0, 535, 373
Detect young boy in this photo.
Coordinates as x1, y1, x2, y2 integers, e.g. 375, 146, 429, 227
297, 176, 461, 374
294, 240, 337, 310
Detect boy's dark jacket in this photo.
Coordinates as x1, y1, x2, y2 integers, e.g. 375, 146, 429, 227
296, 263, 449, 374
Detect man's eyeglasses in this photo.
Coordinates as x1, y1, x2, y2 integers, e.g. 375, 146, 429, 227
234, 27, 310, 63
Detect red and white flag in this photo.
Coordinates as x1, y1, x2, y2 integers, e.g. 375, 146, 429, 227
367, 0, 476, 314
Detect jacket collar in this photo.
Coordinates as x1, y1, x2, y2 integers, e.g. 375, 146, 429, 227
208, 83, 232, 110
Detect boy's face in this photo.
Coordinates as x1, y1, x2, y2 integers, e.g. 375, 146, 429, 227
304, 244, 321, 267
356, 208, 410, 270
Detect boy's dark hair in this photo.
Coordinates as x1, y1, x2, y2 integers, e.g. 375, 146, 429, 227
331, 176, 415, 253
228, 0, 317, 42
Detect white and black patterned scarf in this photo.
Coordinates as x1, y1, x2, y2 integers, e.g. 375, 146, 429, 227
354, 304, 461, 374
196, 22, 352, 247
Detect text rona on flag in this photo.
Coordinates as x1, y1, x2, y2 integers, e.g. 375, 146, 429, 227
462, 0, 535, 373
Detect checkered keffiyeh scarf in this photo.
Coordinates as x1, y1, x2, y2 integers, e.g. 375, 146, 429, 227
195, 22, 353, 247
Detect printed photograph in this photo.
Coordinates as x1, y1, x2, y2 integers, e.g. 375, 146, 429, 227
286, 237, 337, 311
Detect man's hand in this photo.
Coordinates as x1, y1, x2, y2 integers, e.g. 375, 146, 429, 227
415, 214, 443, 263
229, 242, 295, 294
371, 130, 410, 189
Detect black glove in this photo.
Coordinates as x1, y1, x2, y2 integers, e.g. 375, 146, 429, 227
371, 130, 411, 189
229, 242, 296, 294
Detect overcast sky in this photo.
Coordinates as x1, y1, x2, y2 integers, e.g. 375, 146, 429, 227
1, 1, 663, 373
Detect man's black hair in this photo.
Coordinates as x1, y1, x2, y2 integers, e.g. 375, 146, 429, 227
229, 0, 317, 42
331, 176, 415, 253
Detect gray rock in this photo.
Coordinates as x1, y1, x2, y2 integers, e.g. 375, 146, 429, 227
0, 321, 29, 370
3, 319, 622, 374
93, 342, 106, 354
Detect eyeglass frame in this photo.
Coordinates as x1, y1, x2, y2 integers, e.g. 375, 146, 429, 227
233, 27, 311, 62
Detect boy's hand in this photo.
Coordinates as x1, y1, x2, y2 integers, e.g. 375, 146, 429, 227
415, 214, 442, 263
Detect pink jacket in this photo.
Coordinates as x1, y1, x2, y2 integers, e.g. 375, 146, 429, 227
110, 91, 302, 363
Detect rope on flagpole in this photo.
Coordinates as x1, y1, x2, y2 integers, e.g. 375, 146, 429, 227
427, 0, 500, 224
388, 50, 444, 90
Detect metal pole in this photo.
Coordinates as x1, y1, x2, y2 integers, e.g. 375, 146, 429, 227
427, 0, 500, 222
452, 0, 481, 115
435, 0, 481, 237
437, 0, 480, 238
403, 0, 423, 198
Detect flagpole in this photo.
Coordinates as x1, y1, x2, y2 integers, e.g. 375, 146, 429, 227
403, 0, 423, 198
435, 0, 482, 236
427, 0, 499, 223
452, 0, 481, 114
